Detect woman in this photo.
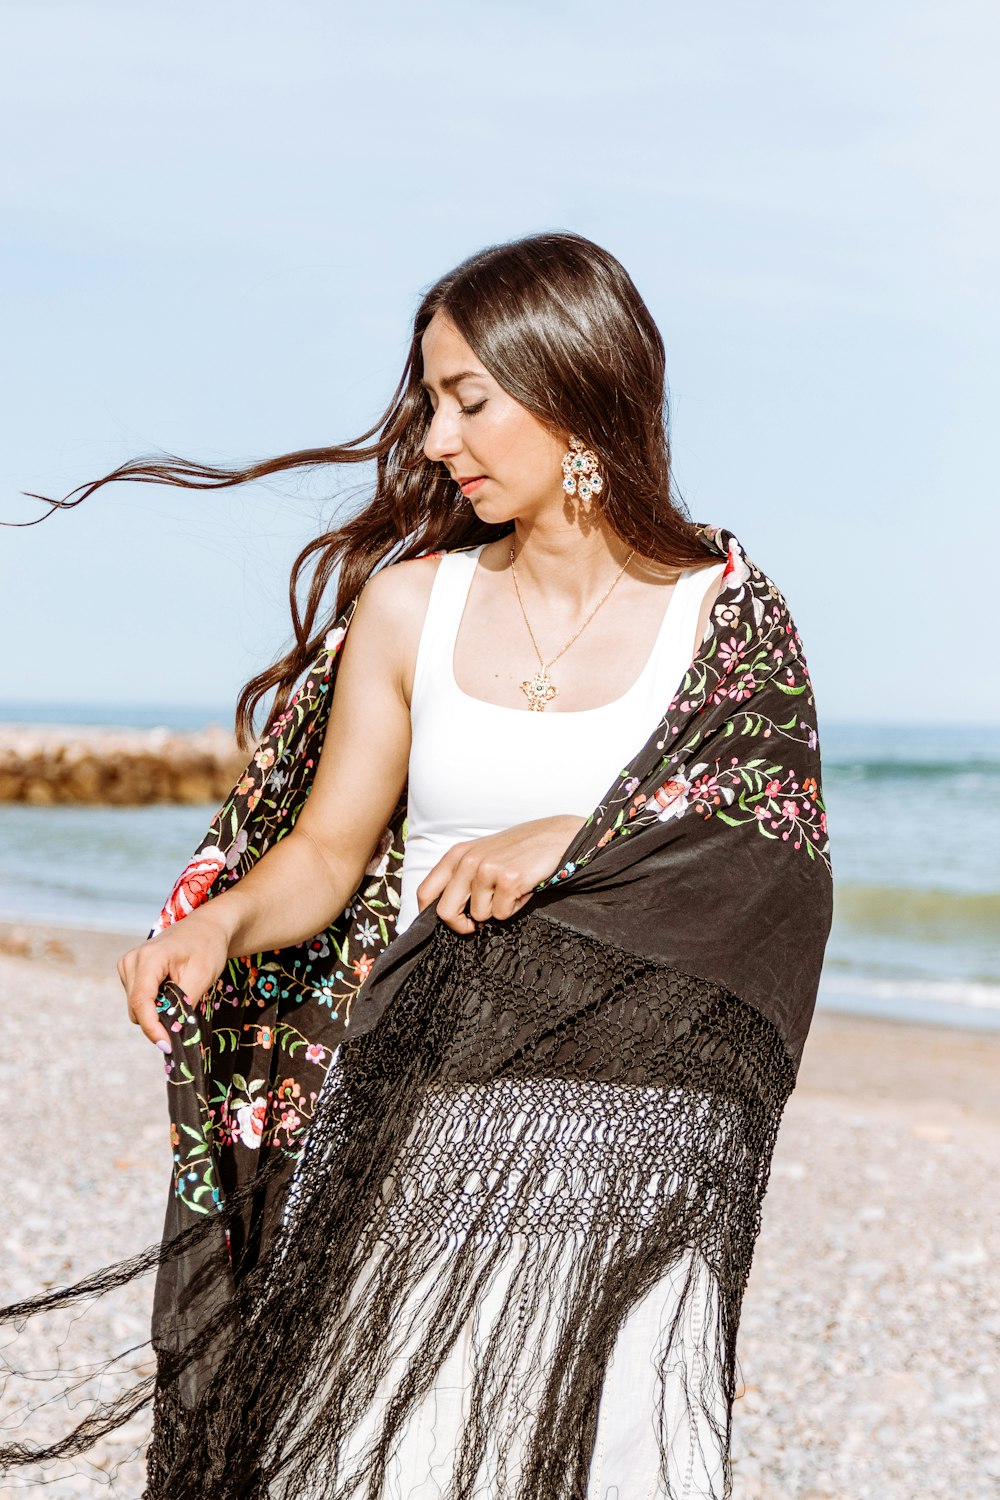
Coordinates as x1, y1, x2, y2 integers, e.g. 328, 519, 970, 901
2, 231, 833, 1500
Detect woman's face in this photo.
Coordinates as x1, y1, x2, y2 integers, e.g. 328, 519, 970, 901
420, 309, 567, 522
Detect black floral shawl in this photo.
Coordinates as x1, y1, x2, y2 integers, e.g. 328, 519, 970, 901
0, 522, 833, 1500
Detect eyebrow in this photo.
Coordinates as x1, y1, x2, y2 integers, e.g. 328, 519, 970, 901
419, 370, 487, 393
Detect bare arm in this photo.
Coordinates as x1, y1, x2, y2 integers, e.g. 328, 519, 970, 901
212, 562, 417, 956
119, 558, 421, 1046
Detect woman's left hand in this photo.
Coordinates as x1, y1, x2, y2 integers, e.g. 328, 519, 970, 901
416, 814, 587, 935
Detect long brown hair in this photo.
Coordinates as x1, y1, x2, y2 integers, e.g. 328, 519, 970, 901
21, 231, 714, 749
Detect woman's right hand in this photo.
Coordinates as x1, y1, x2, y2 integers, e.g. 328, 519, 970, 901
117, 911, 232, 1053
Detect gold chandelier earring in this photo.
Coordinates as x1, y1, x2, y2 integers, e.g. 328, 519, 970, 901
561, 434, 605, 507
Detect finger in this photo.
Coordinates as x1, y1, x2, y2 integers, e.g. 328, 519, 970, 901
434, 863, 479, 934
481, 868, 528, 921
131, 993, 174, 1052
415, 843, 469, 914
126, 952, 176, 1050
467, 867, 499, 924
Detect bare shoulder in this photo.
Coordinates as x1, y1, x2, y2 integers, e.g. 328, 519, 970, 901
359, 552, 442, 616
350, 553, 444, 706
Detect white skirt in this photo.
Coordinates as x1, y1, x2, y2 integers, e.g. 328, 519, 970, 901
276, 1081, 732, 1500
344, 1241, 730, 1500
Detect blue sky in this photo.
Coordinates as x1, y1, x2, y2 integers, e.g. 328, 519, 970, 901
2, 0, 996, 727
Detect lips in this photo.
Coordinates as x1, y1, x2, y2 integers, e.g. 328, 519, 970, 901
456, 475, 487, 495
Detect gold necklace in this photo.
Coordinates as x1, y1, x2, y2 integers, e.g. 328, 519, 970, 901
508, 542, 636, 711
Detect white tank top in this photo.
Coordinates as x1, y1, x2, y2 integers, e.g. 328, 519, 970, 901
396, 544, 726, 936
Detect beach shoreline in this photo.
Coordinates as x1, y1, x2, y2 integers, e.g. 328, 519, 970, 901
1, 919, 998, 1497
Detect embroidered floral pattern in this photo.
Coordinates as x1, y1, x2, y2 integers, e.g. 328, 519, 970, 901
543, 526, 831, 879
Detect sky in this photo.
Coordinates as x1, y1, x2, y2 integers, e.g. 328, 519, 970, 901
1, 0, 997, 728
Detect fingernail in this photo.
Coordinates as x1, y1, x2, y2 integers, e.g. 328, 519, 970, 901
156, 1039, 172, 1054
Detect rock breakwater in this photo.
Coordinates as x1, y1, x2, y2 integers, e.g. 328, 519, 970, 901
0, 724, 247, 805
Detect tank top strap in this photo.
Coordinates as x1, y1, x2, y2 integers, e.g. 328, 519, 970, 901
639, 560, 728, 687
410, 545, 481, 720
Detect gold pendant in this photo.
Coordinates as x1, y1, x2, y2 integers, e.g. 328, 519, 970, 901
520, 670, 558, 711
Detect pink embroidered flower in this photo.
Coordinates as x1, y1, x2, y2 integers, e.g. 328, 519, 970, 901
353, 954, 374, 983
305, 1044, 326, 1065
254, 746, 275, 772
765, 779, 782, 796
324, 625, 347, 655
729, 673, 757, 702
781, 799, 799, 820
718, 637, 745, 672
158, 847, 226, 928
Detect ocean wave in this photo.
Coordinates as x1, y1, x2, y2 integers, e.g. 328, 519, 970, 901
819, 971, 1000, 1014
825, 757, 1000, 782
833, 883, 1000, 939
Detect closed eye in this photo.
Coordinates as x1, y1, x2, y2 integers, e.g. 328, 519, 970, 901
460, 399, 487, 417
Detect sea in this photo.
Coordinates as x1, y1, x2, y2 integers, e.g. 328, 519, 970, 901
1, 704, 998, 1034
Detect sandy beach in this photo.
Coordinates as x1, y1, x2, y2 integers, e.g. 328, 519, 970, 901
1, 918, 998, 1499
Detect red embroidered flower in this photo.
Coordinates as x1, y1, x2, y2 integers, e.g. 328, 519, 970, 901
158, 847, 226, 927
721, 539, 750, 590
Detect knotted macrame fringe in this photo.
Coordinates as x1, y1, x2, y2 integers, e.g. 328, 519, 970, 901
137, 911, 795, 1500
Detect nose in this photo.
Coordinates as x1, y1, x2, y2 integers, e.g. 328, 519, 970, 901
423, 403, 463, 466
